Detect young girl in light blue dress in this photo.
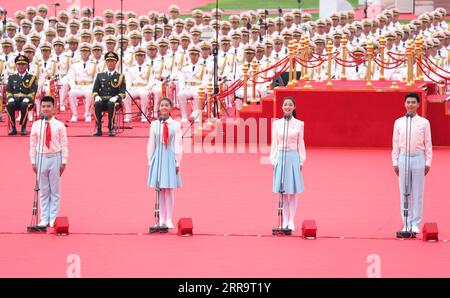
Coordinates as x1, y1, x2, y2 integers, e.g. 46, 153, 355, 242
147, 98, 182, 229
270, 96, 306, 231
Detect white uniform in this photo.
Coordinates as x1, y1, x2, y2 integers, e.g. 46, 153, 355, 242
52, 53, 72, 110
150, 55, 170, 116
178, 61, 209, 121
67, 60, 97, 121
39, 58, 60, 106
125, 62, 153, 122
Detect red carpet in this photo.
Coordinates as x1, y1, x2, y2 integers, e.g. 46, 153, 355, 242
1, 130, 449, 277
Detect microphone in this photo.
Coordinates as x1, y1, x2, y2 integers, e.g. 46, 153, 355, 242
405, 112, 413, 118
159, 116, 167, 122
40, 115, 45, 120
283, 114, 292, 121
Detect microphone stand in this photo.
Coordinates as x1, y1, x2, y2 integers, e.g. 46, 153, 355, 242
115, 0, 152, 127
52, 3, 60, 18
272, 114, 292, 235
397, 113, 415, 238
277, 8, 283, 36
120, 0, 124, 74
27, 116, 48, 232
212, 0, 220, 119
2, 11, 7, 38
149, 117, 169, 233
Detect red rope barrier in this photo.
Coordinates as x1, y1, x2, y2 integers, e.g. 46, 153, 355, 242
422, 56, 450, 75
294, 57, 326, 68
417, 58, 450, 82
373, 58, 406, 69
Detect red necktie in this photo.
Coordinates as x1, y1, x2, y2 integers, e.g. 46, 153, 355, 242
45, 121, 51, 149
163, 121, 169, 149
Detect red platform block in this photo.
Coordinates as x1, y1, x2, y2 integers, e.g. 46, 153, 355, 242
302, 220, 317, 239
177, 218, 193, 236
422, 223, 438, 241
53, 216, 69, 235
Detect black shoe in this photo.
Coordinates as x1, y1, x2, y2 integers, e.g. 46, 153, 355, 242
93, 129, 102, 136
20, 126, 27, 135
8, 127, 17, 136
108, 129, 116, 137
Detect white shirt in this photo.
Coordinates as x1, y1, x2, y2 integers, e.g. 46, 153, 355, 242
30, 117, 69, 164
270, 117, 306, 166
147, 117, 182, 167
392, 114, 432, 166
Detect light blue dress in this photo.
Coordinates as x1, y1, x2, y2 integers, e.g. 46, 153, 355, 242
270, 117, 306, 194
147, 118, 182, 189
273, 150, 304, 194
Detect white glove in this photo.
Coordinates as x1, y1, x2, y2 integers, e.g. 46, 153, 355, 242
109, 96, 118, 103
7, 98, 14, 103
95, 96, 102, 102
22, 98, 30, 103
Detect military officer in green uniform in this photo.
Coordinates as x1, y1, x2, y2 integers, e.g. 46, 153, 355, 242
92, 52, 126, 137
6, 55, 38, 136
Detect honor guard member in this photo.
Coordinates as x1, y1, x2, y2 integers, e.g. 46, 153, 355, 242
345, 46, 367, 80
23, 44, 45, 119
52, 38, 71, 111
104, 9, 114, 24
66, 35, 81, 64
218, 36, 234, 82
92, 52, 126, 137
150, 38, 171, 117
67, 42, 97, 122
124, 46, 152, 122
235, 45, 260, 109
39, 42, 60, 101
91, 42, 107, 73
6, 55, 38, 135
177, 45, 209, 123
1, 38, 16, 82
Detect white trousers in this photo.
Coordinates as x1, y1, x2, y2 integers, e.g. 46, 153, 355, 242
178, 88, 200, 119
125, 87, 150, 118
37, 153, 62, 223
68, 86, 93, 117
59, 82, 69, 108
150, 85, 162, 116
398, 153, 425, 228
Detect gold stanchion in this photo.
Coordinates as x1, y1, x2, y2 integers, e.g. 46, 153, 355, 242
390, 81, 399, 89
302, 36, 310, 81
287, 40, 295, 87
341, 34, 348, 81
415, 36, 424, 82
366, 40, 373, 86
197, 86, 205, 128
218, 83, 224, 114
243, 64, 249, 105
251, 57, 258, 104
292, 41, 299, 85
406, 40, 414, 87
326, 40, 333, 86
206, 83, 213, 124
379, 36, 386, 81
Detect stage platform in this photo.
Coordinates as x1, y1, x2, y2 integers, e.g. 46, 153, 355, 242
234, 80, 450, 147
1, 134, 449, 277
